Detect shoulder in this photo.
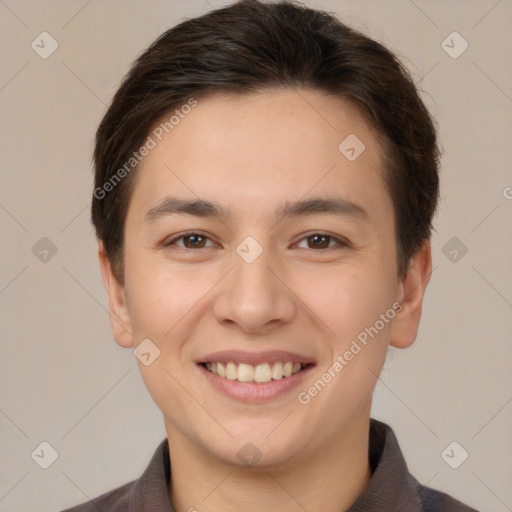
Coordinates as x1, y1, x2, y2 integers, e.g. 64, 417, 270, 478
59, 438, 171, 512
415, 478, 480, 512
59, 480, 134, 512
368, 419, 480, 512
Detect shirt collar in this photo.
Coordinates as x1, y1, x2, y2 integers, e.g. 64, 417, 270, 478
347, 419, 423, 511
128, 436, 174, 511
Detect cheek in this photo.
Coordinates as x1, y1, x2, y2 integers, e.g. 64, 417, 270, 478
124, 256, 218, 346
124, 265, 207, 406
299, 264, 396, 344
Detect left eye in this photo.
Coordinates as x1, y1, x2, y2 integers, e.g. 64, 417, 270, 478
164, 232, 348, 250
295, 232, 348, 250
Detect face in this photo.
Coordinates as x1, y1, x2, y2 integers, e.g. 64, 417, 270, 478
101, 88, 430, 469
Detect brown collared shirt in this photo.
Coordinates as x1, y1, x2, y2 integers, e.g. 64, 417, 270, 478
61, 419, 479, 511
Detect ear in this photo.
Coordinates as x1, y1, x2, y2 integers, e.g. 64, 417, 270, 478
390, 240, 432, 349
98, 243, 134, 348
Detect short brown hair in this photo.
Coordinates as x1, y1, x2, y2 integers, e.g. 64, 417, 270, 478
91, 0, 440, 282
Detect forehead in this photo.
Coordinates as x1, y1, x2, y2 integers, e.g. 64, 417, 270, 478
128, 88, 392, 227
152, 88, 381, 165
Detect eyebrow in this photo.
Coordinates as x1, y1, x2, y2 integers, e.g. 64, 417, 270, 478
144, 195, 369, 223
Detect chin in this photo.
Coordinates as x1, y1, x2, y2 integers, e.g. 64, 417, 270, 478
203, 428, 306, 471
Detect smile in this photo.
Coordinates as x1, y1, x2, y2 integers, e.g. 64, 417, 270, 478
203, 361, 307, 383
197, 350, 315, 402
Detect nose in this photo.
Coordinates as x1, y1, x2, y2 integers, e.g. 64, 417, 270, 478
212, 244, 296, 334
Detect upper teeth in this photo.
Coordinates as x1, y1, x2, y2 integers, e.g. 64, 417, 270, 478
205, 361, 303, 383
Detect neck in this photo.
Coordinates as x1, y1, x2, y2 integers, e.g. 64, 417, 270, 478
166, 411, 372, 512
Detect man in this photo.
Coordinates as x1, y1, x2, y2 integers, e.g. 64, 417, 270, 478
63, 0, 478, 510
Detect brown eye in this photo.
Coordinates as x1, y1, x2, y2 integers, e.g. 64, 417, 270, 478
296, 232, 349, 250
307, 234, 331, 249
164, 232, 214, 249
184, 234, 207, 248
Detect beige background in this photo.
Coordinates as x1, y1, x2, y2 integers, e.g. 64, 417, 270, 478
0, 1, 511, 511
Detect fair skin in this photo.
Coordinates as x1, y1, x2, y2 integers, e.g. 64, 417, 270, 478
99, 88, 431, 512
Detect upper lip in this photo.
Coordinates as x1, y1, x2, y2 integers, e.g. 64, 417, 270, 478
198, 350, 316, 366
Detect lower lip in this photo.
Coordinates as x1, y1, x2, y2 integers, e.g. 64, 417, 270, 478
198, 364, 314, 403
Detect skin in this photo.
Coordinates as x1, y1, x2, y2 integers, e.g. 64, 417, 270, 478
99, 88, 432, 512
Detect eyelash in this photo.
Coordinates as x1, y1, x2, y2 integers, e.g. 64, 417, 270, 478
163, 231, 350, 251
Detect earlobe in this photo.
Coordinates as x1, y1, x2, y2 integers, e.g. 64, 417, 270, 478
389, 240, 433, 349
98, 243, 134, 348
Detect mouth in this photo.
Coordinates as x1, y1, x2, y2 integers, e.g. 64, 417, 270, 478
201, 361, 313, 383
196, 350, 315, 403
